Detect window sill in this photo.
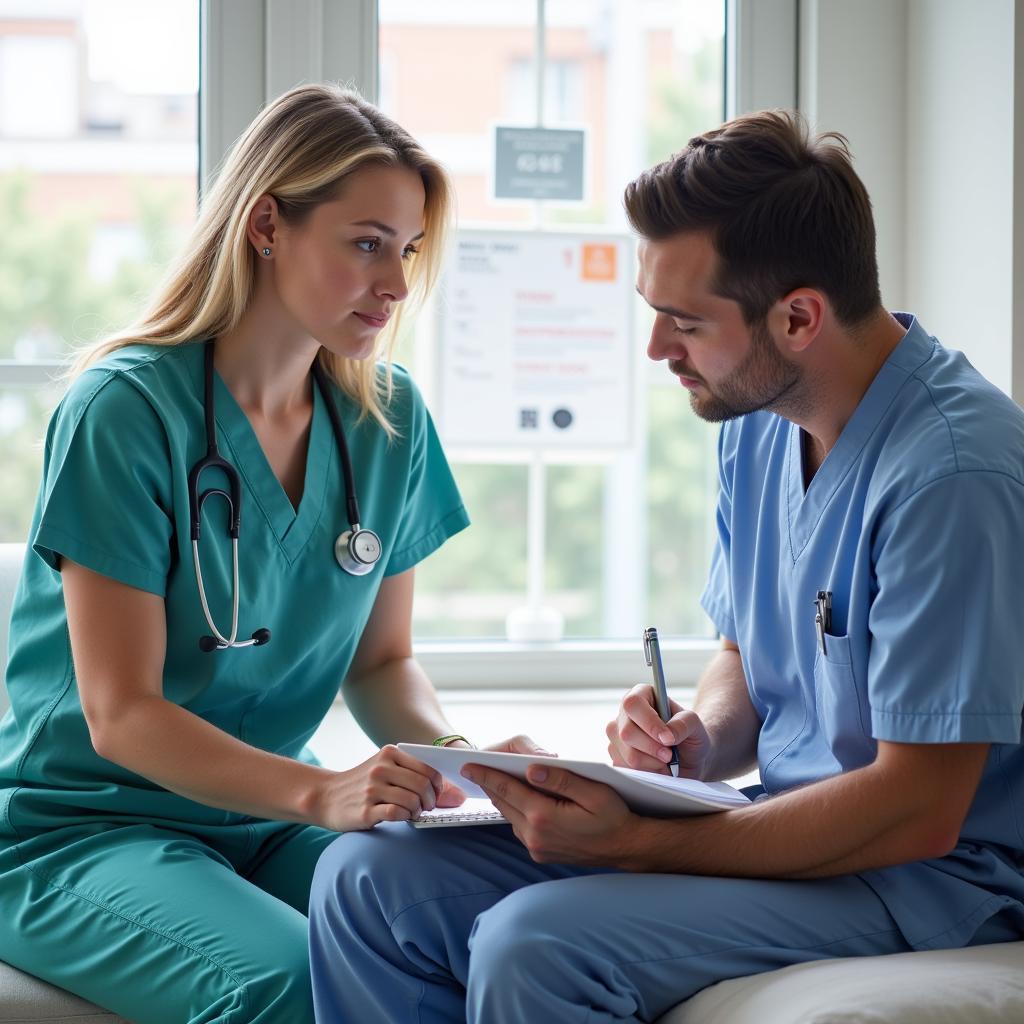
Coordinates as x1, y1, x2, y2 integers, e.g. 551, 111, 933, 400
410, 637, 719, 689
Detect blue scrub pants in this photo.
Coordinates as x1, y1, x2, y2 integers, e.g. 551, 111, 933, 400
308, 823, 1017, 1024
0, 818, 337, 1023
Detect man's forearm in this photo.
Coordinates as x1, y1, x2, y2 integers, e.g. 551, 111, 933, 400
692, 647, 761, 782
617, 755, 956, 879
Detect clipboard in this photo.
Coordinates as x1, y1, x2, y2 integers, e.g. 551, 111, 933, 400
398, 743, 750, 821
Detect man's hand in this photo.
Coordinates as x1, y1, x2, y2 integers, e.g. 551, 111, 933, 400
434, 734, 557, 808
461, 762, 634, 867
606, 684, 713, 779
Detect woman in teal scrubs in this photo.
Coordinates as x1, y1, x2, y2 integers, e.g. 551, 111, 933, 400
0, 84, 534, 1023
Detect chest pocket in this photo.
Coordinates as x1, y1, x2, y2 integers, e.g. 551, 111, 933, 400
813, 633, 875, 771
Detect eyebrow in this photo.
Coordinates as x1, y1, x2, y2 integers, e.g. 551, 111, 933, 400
635, 286, 705, 321
351, 219, 425, 242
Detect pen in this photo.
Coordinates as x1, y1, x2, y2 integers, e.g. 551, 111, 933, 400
643, 626, 680, 777
815, 590, 832, 655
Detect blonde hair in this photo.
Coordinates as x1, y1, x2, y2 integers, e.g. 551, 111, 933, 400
69, 83, 453, 434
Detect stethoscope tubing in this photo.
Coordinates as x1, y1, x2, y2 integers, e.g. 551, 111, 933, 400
192, 535, 240, 648
311, 357, 363, 530
190, 340, 379, 651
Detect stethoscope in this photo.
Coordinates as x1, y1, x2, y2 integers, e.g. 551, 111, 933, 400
188, 340, 382, 652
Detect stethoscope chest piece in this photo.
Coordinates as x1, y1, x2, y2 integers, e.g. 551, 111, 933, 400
335, 527, 382, 576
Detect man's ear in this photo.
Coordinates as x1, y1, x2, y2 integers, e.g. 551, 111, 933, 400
770, 289, 826, 355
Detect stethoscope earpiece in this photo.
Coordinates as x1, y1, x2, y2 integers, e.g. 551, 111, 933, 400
191, 341, 378, 653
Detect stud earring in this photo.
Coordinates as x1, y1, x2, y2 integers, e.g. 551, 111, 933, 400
262, 247, 272, 257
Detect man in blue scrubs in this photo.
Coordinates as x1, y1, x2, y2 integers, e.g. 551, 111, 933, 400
308, 111, 1024, 1023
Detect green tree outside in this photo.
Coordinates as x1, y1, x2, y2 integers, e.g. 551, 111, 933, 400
0, 172, 190, 541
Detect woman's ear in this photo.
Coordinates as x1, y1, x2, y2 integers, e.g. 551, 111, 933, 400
246, 193, 280, 256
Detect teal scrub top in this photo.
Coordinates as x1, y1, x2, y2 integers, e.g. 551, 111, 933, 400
0, 341, 469, 837
701, 313, 1024, 949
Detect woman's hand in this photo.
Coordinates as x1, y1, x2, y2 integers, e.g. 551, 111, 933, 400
483, 734, 557, 756
316, 744, 446, 830
606, 684, 712, 779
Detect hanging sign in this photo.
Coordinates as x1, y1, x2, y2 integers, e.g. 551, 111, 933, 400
437, 229, 634, 449
493, 126, 585, 201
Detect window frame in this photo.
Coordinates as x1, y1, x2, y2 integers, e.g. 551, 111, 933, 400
8, 1, 1023, 690
355, 0, 795, 685
0, 0, 796, 689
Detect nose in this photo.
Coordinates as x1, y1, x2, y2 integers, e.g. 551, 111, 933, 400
375, 255, 410, 303
647, 314, 684, 363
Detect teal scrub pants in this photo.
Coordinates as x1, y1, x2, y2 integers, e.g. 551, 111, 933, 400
0, 818, 337, 1023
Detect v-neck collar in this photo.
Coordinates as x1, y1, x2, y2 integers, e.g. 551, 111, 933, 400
784, 314, 936, 559
191, 343, 332, 561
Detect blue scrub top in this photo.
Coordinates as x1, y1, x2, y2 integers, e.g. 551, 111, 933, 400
701, 313, 1024, 949
0, 341, 468, 837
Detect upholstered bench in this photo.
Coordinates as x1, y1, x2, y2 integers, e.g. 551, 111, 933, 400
0, 960, 125, 1023
659, 939, 1024, 1023
1, 542, 1022, 1023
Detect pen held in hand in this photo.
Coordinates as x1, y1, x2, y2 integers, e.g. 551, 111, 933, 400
643, 626, 681, 777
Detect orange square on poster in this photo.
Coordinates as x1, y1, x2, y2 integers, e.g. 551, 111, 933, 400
581, 242, 617, 281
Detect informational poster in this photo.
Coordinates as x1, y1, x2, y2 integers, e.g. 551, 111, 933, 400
437, 230, 634, 448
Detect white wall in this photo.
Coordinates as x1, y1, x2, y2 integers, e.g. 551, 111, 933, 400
799, 0, 908, 312
797, 0, 1021, 402
904, 0, 1016, 395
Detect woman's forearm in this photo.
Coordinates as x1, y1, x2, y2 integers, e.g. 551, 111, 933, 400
93, 694, 334, 823
343, 656, 462, 748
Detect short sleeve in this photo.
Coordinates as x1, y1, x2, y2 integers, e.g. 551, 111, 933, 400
32, 371, 174, 596
383, 371, 469, 577
700, 423, 737, 641
868, 471, 1024, 743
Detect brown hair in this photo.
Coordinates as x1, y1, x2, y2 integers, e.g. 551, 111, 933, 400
623, 109, 881, 328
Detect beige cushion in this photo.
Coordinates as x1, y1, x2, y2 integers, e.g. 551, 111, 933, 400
658, 940, 1024, 1024
0, 960, 127, 1023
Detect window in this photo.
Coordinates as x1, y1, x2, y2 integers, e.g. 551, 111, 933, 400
505, 58, 584, 125
0, 0, 791, 687
378, 0, 726, 643
0, 0, 199, 543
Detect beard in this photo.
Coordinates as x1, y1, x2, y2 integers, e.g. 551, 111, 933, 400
674, 318, 802, 423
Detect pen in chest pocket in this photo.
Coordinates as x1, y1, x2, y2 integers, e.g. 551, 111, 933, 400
814, 589, 833, 655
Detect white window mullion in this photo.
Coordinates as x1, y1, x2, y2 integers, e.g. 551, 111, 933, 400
726, 0, 798, 118
322, 0, 378, 100
266, 0, 323, 99
0, 362, 62, 389
199, 0, 266, 198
